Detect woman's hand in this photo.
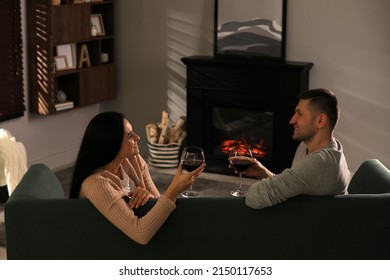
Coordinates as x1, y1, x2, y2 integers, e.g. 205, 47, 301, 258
128, 187, 154, 208
164, 163, 206, 203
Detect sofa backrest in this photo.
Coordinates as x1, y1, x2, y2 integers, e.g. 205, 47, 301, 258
5, 193, 390, 260
4, 161, 390, 260
348, 159, 390, 194
7, 163, 65, 201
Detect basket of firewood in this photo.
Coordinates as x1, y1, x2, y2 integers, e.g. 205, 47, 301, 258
145, 110, 186, 168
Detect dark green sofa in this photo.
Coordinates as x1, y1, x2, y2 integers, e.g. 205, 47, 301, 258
5, 159, 390, 260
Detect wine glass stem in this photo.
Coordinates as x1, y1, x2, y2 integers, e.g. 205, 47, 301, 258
238, 172, 243, 191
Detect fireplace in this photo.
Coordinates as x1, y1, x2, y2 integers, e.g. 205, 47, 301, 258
182, 56, 313, 175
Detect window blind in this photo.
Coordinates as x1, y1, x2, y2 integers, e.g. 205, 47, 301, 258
0, 0, 25, 122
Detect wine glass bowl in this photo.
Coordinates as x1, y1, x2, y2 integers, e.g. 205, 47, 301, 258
180, 147, 205, 197
231, 160, 252, 173
229, 145, 253, 197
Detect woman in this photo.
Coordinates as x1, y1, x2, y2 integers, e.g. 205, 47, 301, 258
70, 112, 205, 245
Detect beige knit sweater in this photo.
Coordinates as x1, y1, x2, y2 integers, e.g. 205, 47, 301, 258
79, 154, 176, 245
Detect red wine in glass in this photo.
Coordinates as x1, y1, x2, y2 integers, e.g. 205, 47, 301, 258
180, 147, 205, 197
232, 160, 251, 173
229, 145, 253, 197
182, 159, 203, 172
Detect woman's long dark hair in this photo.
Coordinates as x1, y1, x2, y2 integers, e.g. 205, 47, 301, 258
69, 112, 125, 198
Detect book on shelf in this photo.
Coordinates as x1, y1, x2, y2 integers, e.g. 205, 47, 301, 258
55, 101, 74, 111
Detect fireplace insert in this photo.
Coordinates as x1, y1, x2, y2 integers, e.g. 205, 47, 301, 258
182, 56, 313, 175
211, 104, 274, 161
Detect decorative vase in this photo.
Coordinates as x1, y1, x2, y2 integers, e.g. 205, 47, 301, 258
91, 25, 97, 37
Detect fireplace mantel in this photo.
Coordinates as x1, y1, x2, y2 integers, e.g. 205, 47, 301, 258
182, 56, 313, 175
182, 56, 313, 94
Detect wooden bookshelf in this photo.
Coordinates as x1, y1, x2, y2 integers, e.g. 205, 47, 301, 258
27, 0, 115, 114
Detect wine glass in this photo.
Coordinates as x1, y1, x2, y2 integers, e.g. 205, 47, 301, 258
229, 145, 253, 197
180, 147, 205, 197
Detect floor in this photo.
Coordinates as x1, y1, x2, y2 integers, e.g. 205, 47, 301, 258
0, 246, 5, 260
0, 165, 257, 260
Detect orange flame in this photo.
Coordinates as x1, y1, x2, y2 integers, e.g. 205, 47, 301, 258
220, 139, 267, 158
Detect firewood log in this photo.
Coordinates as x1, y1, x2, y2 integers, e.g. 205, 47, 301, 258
169, 127, 184, 144
158, 110, 170, 144
146, 123, 159, 144
173, 116, 186, 130
168, 116, 186, 144
177, 130, 187, 144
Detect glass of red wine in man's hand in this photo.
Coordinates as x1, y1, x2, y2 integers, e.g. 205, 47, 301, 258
229, 145, 253, 197
180, 147, 205, 197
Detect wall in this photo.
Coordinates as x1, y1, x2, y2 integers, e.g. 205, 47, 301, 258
2, 0, 389, 173
287, 0, 390, 171
104, 0, 214, 154
107, 0, 390, 172
1, 0, 100, 170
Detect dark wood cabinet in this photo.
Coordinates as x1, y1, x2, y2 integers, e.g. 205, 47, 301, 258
27, 0, 115, 114
80, 64, 115, 105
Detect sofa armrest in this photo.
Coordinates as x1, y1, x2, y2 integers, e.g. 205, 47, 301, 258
348, 159, 390, 194
8, 163, 65, 200
5, 198, 130, 259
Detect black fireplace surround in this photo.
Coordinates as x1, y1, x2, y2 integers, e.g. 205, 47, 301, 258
182, 56, 313, 175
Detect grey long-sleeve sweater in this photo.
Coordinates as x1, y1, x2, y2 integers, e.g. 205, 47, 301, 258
245, 138, 350, 209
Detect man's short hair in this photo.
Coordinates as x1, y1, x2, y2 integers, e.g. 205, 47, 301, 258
298, 88, 339, 129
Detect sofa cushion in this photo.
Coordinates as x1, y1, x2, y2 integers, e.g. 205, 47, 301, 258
348, 159, 390, 194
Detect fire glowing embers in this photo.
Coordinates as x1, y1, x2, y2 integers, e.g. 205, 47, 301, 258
220, 139, 268, 158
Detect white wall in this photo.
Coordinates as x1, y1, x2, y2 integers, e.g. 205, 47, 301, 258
287, 0, 390, 171
104, 0, 214, 154
2, 0, 389, 173
107, 0, 390, 172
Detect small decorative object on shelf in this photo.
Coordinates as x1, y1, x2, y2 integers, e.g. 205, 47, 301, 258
55, 89, 74, 111
56, 44, 76, 69
78, 44, 91, 68
90, 14, 105, 36
54, 56, 68, 71
101, 53, 109, 63
56, 90, 67, 102
91, 24, 97, 37
55, 101, 74, 112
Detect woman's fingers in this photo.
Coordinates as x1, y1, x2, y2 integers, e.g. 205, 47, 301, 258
129, 187, 153, 208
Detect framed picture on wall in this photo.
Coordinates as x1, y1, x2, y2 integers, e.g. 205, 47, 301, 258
54, 56, 68, 71
56, 44, 76, 69
91, 14, 105, 36
214, 0, 287, 61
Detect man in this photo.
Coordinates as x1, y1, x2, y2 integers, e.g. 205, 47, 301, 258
234, 88, 350, 209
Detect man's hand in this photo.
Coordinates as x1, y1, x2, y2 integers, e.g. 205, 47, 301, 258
228, 157, 273, 179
